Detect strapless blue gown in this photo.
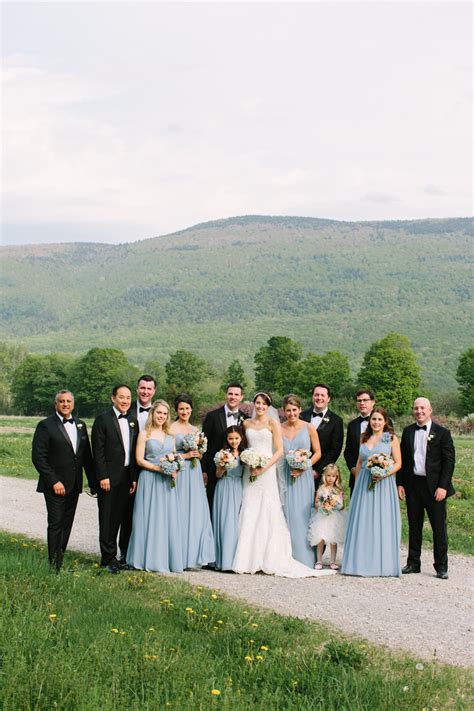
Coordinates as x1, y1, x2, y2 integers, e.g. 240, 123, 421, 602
212, 458, 243, 571
175, 433, 215, 568
342, 433, 401, 577
282, 426, 316, 567
127, 436, 184, 573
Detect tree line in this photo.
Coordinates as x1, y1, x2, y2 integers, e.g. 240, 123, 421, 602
0, 334, 472, 418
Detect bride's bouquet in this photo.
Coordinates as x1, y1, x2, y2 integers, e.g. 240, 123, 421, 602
366, 452, 394, 491
286, 448, 312, 484
240, 448, 270, 483
182, 432, 208, 468
160, 453, 185, 488
213, 449, 238, 476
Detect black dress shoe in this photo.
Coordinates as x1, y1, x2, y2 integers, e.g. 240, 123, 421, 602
117, 559, 131, 570
402, 564, 421, 574
101, 561, 120, 574
436, 570, 448, 579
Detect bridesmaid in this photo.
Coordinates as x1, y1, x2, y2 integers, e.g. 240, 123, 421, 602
281, 394, 322, 567
170, 393, 215, 569
127, 400, 184, 573
342, 407, 402, 577
212, 425, 245, 571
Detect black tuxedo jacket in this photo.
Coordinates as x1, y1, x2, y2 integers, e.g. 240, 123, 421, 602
300, 408, 344, 475
343, 416, 365, 473
91, 409, 138, 487
398, 421, 455, 497
32, 414, 95, 494
202, 406, 248, 475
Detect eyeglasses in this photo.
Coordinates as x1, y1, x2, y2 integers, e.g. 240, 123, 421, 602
356, 398, 373, 403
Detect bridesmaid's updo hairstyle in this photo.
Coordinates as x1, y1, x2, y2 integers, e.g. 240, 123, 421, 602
145, 399, 171, 435
361, 406, 394, 443
174, 392, 193, 411
282, 394, 302, 410
253, 391, 272, 406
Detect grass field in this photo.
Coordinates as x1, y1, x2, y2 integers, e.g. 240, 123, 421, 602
2, 421, 472, 555
1, 533, 472, 711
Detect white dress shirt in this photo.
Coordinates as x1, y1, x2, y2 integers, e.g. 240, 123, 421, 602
57, 412, 78, 453
225, 407, 240, 427
311, 408, 328, 430
414, 419, 432, 477
113, 406, 130, 466
136, 403, 150, 432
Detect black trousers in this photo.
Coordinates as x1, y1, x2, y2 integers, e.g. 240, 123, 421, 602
118, 490, 135, 560
44, 487, 79, 570
98, 479, 129, 566
406, 476, 448, 572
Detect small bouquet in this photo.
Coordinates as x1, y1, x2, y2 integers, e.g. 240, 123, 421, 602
160, 453, 185, 488
182, 431, 208, 468
286, 448, 312, 484
317, 489, 342, 515
213, 449, 238, 475
240, 448, 270, 483
366, 452, 394, 491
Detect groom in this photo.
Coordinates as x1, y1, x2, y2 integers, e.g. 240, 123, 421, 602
202, 382, 247, 512
397, 397, 455, 579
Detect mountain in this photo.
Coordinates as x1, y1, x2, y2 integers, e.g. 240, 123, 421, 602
1, 215, 472, 389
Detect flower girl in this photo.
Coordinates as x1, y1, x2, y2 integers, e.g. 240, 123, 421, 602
212, 426, 246, 571
308, 464, 346, 570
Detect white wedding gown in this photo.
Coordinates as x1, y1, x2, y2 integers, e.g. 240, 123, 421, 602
232, 428, 334, 578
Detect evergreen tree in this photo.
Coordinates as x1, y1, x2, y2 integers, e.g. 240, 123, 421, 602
70, 348, 138, 416
221, 359, 248, 394
456, 347, 474, 414
254, 336, 303, 399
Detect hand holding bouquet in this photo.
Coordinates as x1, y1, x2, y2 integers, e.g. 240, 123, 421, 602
317, 489, 342, 515
213, 449, 238, 475
240, 448, 270, 483
286, 448, 312, 484
160, 453, 185, 488
366, 452, 394, 491
182, 431, 208, 468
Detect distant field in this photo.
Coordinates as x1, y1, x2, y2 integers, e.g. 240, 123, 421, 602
2, 419, 472, 556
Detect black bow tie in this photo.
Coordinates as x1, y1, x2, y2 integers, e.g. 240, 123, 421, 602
312, 411, 323, 418
227, 411, 238, 417
118, 414, 128, 419
139, 407, 150, 413
360, 416, 370, 422
415, 424, 427, 431
62, 418, 73, 425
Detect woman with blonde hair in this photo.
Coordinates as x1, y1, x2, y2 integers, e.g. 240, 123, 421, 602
127, 400, 184, 572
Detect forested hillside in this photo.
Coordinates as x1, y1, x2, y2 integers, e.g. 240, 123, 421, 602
1, 215, 472, 389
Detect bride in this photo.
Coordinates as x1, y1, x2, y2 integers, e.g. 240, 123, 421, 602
232, 392, 333, 578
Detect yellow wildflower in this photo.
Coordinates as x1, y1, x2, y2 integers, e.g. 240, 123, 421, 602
211, 689, 221, 696
111, 628, 119, 633
217, 620, 223, 625
211, 593, 218, 599
251, 623, 258, 628
244, 655, 253, 662
256, 655, 264, 661
48, 614, 57, 621
260, 645, 269, 651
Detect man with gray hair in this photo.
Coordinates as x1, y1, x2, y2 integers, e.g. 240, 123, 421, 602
398, 397, 455, 579
32, 390, 95, 571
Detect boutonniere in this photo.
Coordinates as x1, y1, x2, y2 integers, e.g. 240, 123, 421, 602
129, 422, 135, 429
76, 423, 83, 430
427, 433, 435, 442
322, 417, 330, 423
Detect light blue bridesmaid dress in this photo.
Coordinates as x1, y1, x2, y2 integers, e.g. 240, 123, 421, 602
342, 432, 401, 577
175, 433, 215, 568
212, 458, 243, 570
282, 425, 316, 567
127, 435, 184, 573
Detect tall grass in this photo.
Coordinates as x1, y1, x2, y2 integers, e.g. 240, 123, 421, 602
1, 533, 471, 710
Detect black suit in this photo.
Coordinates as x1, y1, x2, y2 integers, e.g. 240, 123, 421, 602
344, 416, 369, 495
202, 406, 247, 511
91, 409, 138, 566
398, 421, 455, 572
32, 414, 95, 570
300, 408, 344, 478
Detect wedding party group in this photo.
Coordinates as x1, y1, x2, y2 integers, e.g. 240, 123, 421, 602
32, 376, 456, 581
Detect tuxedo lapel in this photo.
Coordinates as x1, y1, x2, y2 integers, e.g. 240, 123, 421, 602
54, 416, 75, 452
111, 411, 126, 453
317, 410, 331, 433
218, 407, 227, 434
408, 424, 416, 460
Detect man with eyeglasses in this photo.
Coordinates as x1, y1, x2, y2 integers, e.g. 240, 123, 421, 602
343, 388, 376, 496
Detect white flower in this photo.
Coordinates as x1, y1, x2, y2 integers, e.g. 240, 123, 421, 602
323, 417, 330, 423
415, 663, 424, 671
76, 423, 83, 430
129, 422, 135, 428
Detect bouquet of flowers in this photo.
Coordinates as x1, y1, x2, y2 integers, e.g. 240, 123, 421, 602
286, 448, 312, 484
317, 489, 342, 515
366, 452, 394, 491
213, 449, 239, 475
160, 453, 185, 488
182, 431, 208, 468
240, 448, 270, 483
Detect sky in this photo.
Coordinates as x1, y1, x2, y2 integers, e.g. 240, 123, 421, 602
1, 1, 472, 245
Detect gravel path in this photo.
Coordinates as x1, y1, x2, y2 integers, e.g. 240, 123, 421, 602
1, 475, 473, 668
